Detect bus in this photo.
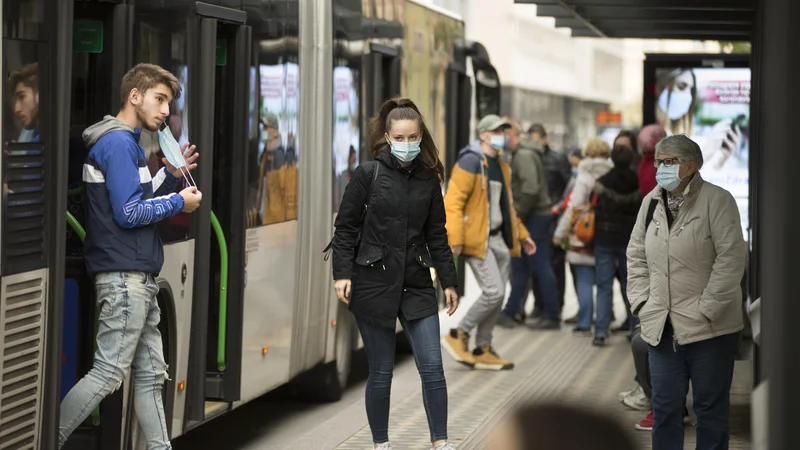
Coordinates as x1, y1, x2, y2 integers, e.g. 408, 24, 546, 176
0, 0, 501, 448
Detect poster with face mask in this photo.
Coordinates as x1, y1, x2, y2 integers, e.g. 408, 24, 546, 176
655, 67, 751, 236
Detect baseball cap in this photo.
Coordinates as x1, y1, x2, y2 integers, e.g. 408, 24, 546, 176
261, 112, 279, 129
477, 114, 510, 134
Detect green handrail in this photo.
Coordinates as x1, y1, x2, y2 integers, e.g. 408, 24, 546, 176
210, 211, 229, 372
65, 211, 100, 426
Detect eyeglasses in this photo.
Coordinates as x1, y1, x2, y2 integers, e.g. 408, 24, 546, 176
653, 158, 682, 168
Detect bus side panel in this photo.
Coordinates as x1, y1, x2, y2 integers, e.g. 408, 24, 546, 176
160, 241, 196, 439
237, 224, 297, 405
0, 269, 48, 449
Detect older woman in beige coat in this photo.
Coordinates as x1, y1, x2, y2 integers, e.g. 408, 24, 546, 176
627, 134, 746, 450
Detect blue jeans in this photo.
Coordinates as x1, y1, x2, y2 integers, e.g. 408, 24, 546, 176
595, 244, 636, 337
649, 322, 740, 450
573, 264, 596, 330
356, 312, 448, 444
59, 272, 171, 449
504, 214, 560, 321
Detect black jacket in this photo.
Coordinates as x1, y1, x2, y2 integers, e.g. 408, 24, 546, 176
594, 167, 641, 247
332, 149, 458, 328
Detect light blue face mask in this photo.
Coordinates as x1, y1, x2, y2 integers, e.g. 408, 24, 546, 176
489, 134, 506, 151
658, 88, 693, 121
656, 163, 682, 191
158, 125, 186, 170
389, 140, 421, 162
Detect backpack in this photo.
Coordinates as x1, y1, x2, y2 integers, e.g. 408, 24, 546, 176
322, 161, 380, 261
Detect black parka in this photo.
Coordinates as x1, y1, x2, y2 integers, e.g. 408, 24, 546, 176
332, 148, 458, 329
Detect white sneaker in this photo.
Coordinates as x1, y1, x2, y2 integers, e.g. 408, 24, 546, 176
374, 443, 393, 450
622, 385, 651, 411
432, 443, 456, 450
618, 385, 638, 402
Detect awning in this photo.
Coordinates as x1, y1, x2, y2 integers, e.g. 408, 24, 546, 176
513, 0, 756, 41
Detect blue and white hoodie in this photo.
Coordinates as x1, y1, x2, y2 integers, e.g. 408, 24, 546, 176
82, 115, 184, 276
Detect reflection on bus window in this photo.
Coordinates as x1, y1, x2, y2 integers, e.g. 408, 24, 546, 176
133, 10, 190, 242
2, 39, 43, 206
5, 62, 40, 143
247, 59, 300, 228
332, 66, 360, 212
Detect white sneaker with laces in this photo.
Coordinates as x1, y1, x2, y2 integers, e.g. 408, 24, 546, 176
622, 385, 651, 411
432, 443, 456, 450
618, 385, 638, 402
374, 443, 393, 450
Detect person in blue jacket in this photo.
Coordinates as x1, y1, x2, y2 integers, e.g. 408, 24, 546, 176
58, 63, 202, 450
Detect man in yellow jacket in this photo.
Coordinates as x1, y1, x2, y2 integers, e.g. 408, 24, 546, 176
441, 115, 536, 371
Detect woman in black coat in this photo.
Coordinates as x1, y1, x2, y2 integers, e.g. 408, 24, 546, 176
332, 97, 459, 450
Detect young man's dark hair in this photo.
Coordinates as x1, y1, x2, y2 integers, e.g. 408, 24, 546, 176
119, 63, 181, 108
9, 62, 38, 92
58, 63, 201, 449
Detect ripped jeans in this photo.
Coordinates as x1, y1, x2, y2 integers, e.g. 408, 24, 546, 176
59, 272, 171, 450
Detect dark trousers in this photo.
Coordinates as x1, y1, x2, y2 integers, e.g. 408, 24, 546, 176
504, 214, 560, 321
356, 312, 448, 444
531, 239, 567, 316
649, 322, 740, 450
631, 327, 651, 398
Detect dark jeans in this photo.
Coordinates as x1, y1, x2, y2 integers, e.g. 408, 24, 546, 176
649, 322, 740, 450
595, 244, 636, 337
504, 214, 560, 321
573, 264, 597, 330
631, 327, 651, 398
532, 243, 566, 315
356, 312, 448, 444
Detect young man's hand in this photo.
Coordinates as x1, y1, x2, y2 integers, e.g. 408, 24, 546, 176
180, 186, 202, 213
163, 142, 199, 178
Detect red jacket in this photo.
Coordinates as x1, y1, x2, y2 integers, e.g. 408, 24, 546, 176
638, 152, 657, 198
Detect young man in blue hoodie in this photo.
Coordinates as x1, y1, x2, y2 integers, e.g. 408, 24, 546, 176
58, 63, 203, 449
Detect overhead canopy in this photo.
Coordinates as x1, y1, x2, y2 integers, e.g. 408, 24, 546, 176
514, 0, 756, 41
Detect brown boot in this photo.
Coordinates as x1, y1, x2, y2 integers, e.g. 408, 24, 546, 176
441, 329, 475, 367
472, 344, 514, 371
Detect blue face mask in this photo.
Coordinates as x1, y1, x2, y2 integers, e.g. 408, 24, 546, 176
158, 125, 186, 170
656, 164, 682, 191
389, 140, 421, 162
489, 134, 506, 151
572, 168, 579, 176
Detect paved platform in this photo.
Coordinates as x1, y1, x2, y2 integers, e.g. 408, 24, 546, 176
334, 325, 753, 449
173, 265, 753, 450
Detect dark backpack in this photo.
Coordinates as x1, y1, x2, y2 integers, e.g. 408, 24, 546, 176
323, 161, 380, 261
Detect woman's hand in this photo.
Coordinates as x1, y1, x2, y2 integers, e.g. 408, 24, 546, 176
334, 279, 352, 304
444, 287, 459, 316
553, 235, 563, 247
522, 237, 537, 255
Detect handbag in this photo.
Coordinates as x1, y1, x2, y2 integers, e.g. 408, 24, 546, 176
322, 161, 380, 261
567, 192, 598, 248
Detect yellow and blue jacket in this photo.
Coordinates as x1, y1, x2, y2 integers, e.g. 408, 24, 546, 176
444, 142, 530, 259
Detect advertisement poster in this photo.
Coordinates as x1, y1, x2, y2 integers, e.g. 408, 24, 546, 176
655, 67, 750, 235
332, 66, 360, 211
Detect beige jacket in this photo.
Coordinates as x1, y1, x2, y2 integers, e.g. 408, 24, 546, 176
626, 174, 746, 347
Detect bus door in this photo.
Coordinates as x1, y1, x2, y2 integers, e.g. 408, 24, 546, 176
2, 0, 72, 448
62, 2, 133, 449
183, 5, 249, 426
362, 43, 401, 164
445, 62, 472, 299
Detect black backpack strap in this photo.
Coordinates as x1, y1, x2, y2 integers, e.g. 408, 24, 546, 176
644, 198, 658, 232
323, 162, 380, 260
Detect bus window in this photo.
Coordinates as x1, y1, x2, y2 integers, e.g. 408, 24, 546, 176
133, 8, 191, 242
